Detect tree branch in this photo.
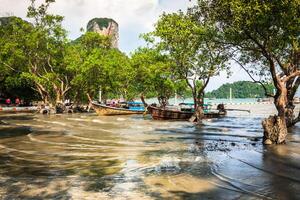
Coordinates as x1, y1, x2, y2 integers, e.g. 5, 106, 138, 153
283, 70, 300, 82
271, 53, 286, 72
233, 57, 275, 97
1, 62, 17, 72
198, 77, 210, 95
47, 56, 55, 73
244, 30, 281, 88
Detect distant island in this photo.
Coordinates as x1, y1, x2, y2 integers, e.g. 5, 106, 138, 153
205, 81, 275, 98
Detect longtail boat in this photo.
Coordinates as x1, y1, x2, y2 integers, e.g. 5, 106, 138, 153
147, 105, 226, 121
147, 106, 194, 120
92, 101, 145, 116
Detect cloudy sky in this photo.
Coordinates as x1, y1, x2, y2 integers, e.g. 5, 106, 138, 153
0, 0, 279, 92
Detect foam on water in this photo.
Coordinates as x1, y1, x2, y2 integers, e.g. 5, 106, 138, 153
116, 118, 126, 121
155, 156, 181, 173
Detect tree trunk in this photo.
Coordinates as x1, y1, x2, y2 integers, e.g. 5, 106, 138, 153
56, 91, 62, 105
43, 94, 49, 104
197, 91, 205, 107
196, 106, 204, 120
35, 85, 49, 105
55, 89, 68, 106
189, 104, 205, 123
285, 100, 295, 128
86, 93, 93, 112
192, 92, 197, 110
86, 93, 93, 103
262, 115, 287, 145
190, 91, 204, 123
262, 87, 288, 145
53, 83, 68, 106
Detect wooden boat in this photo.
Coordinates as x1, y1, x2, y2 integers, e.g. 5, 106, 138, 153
92, 102, 145, 116
147, 105, 226, 121
257, 98, 273, 103
147, 106, 194, 120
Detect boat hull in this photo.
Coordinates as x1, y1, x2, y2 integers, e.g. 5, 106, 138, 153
92, 103, 145, 116
148, 106, 193, 120
147, 106, 225, 121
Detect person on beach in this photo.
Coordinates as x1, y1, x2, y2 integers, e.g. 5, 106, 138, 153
15, 97, 20, 106
5, 98, 11, 106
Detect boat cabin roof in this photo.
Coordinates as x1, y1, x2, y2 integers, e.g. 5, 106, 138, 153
179, 102, 194, 106
127, 102, 143, 105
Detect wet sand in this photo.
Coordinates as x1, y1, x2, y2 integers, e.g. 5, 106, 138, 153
0, 104, 299, 199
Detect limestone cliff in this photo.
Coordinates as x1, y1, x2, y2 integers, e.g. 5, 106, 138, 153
87, 18, 119, 48
0, 16, 31, 27
0, 16, 18, 26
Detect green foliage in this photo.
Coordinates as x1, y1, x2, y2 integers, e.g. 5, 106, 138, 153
205, 81, 275, 98
74, 32, 111, 50
1, 1, 175, 104
131, 47, 190, 100
0, 17, 32, 80
147, 10, 229, 106
24, 0, 71, 104
0, 16, 39, 100
196, 0, 300, 98
194, 0, 300, 129
0, 16, 19, 26
0, 0, 72, 104
66, 32, 134, 102
0, 1, 137, 104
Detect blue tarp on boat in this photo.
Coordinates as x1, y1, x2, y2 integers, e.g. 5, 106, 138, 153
127, 102, 145, 111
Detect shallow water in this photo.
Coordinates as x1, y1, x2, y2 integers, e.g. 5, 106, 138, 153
0, 104, 299, 200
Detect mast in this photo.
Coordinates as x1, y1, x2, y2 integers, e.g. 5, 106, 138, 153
99, 87, 102, 103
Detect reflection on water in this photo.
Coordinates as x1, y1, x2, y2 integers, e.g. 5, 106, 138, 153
0, 105, 299, 199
